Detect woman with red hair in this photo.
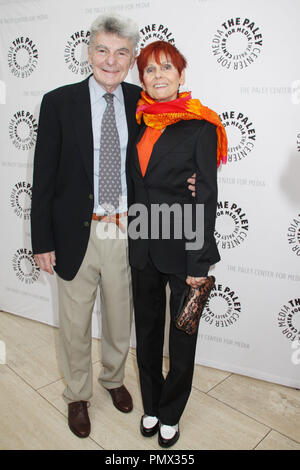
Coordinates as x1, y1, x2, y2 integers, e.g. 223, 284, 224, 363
128, 41, 227, 447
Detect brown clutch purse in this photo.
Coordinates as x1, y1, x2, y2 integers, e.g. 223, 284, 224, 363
175, 276, 215, 335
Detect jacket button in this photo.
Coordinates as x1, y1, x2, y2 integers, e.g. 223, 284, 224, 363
83, 221, 89, 227
89, 194, 93, 200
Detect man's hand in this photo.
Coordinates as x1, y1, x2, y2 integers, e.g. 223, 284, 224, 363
186, 276, 207, 288
187, 173, 196, 197
34, 251, 56, 275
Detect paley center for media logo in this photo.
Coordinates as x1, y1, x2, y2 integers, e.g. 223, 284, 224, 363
10, 181, 32, 220
8, 37, 39, 78
9, 110, 38, 151
212, 17, 263, 70
202, 282, 241, 328
287, 214, 300, 257
138, 23, 175, 53
12, 248, 40, 284
219, 111, 256, 163
64, 30, 92, 75
278, 298, 300, 343
215, 201, 249, 249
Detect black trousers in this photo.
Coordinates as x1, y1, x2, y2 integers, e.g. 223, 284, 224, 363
131, 257, 200, 425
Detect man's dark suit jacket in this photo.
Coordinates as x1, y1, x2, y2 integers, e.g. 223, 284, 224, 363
128, 119, 220, 277
31, 76, 141, 281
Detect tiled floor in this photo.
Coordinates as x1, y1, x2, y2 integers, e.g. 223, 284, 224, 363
1, 310, 300, 450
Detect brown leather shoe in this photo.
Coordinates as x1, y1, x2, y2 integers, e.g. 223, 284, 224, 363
68, 401, 91, 438
106, 385, 133, 413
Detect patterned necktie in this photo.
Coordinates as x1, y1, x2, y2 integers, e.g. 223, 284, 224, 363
98, 93, 122, 214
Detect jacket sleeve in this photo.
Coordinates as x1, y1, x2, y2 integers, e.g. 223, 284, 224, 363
186, 121, 220, 277
30, 93, 61, 254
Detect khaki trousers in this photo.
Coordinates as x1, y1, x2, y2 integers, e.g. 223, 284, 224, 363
56, 219, 132, 404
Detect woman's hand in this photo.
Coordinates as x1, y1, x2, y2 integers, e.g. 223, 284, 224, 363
186, 276, 207, 288
187, 172, 196, 197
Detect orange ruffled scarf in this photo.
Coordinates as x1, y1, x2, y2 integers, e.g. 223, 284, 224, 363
136, 91, 227, 167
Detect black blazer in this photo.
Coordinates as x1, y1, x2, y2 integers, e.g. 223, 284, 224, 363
31, 76, 141, 281
128, 119, 220, 277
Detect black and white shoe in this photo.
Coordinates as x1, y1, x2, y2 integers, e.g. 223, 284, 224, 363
158, 423, 180, 448
140, 415, 159, 437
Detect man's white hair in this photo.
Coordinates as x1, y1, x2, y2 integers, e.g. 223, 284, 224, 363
89, 14, 140, 54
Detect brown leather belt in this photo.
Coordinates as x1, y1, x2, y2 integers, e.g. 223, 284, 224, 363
92, 211, 127, 232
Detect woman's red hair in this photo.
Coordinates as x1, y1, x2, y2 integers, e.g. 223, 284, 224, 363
136, 40, 187, 84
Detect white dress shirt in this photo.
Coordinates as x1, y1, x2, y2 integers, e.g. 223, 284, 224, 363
89, 75, 128, 215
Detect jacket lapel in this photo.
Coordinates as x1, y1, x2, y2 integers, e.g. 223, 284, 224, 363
72, 76, 94, 187
122, 82, 137, 143
137, 120, 199, 178
122, 82, 143, 180
133, 123, 147, 176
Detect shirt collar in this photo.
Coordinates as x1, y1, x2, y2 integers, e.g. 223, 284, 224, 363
89, 75, 124, 105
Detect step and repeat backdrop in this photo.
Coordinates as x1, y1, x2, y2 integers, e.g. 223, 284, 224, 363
0, 0, 299, 388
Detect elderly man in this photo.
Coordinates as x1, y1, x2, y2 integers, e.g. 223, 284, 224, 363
31, 14, 141, 438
